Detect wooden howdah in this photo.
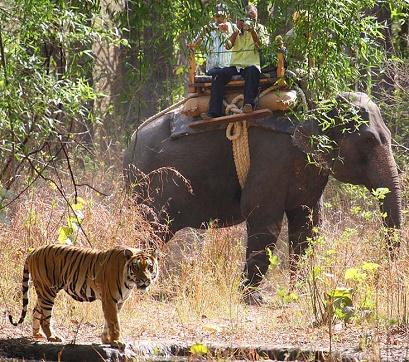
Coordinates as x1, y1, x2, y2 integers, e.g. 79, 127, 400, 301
185, 36, 296, 125
182, 90, 297, 117
189, 109, 272, 128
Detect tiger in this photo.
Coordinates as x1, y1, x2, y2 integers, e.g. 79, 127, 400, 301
8, 244, 159, 349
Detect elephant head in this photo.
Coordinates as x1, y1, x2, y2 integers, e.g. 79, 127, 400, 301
293, 91, 402, 232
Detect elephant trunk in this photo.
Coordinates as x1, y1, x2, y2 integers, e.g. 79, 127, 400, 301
367, 147, 402, 231
380, 172, 402, 230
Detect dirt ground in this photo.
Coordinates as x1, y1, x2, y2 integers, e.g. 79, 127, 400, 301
1, 298, 409, 361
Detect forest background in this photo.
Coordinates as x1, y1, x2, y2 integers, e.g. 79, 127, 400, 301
0, 0, 408, 358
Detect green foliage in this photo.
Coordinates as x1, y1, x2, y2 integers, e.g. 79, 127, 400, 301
0, 0, 122, 188
277, 287, 299, 303
371, 187, 391, 201
57, 197, 86, 245
326, 287, 354, 323
266, 247, 280, 269
269, 0, 385, 98
189, 343, 209, 356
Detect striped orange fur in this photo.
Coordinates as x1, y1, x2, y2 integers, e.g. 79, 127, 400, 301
9, 244, 159, 349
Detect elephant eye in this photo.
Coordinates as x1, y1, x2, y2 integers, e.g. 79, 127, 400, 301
363, 132, 379, 146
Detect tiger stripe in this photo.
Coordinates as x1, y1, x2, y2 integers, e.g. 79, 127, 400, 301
9, 244, 159, 348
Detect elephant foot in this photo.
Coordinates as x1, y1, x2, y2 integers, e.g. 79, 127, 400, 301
242, 290, 265, 306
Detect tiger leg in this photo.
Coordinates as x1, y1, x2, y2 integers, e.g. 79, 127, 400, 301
101, 299, 124, 349
101, 301, 123, 344
32, 302, 46, 340
35, 290, 63, 342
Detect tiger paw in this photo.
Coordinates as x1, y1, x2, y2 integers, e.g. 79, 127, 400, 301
32, 332, 47, 341
101, 331, 110, 344
110, 340, 126, 351
48, 335, 63, 343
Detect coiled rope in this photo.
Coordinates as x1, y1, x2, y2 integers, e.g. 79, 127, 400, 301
223, 85, 288, 188
224, 95, 250, 189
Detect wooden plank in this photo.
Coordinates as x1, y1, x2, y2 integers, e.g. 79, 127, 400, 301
189, 109, 272, 128
192, 78, 275, 88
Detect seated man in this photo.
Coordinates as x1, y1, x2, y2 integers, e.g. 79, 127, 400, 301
204, 4, 269, 118
188, 3, 233, 77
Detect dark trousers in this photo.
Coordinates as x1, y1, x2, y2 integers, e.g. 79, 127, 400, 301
208, 65, 260, 117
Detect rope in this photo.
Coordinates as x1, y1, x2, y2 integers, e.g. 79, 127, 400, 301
224, 96, 250, 189
223, 84, 287, 188
226, 120, 250, 189
224, 94, 243, 115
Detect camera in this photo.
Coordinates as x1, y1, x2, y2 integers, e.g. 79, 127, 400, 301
206, 22, 219, 32
242, 17, 254, 31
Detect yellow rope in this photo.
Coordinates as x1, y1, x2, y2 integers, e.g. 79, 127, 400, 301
226, 120, 250, 189
224, 85, 281, 188
224, 95, 251, 189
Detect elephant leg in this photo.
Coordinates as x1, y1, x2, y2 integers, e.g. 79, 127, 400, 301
286, 200, 322, 284
244, 214, 284, 289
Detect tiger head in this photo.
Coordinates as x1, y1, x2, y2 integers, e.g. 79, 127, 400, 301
127, 250, 159, 291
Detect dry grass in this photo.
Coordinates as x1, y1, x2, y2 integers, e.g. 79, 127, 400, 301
0, 167, 408, 359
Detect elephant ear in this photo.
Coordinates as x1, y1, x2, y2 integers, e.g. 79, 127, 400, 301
292, 120, 335, 170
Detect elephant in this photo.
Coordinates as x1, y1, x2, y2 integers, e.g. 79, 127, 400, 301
123, 91, 402, 296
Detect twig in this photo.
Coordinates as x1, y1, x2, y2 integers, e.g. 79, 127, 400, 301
59, 138, 78, 202
392, 140, 409, 153
26, 157, 93, 248
76, 183, 110, 196
0, 22, 8, 85
0, 146, 63, 210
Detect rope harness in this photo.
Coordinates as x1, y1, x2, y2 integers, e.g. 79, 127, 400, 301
224, 85, 288, 189
224, 95, 250, 189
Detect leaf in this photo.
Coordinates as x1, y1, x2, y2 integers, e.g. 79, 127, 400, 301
371, 187, 390, 200
189, 343, 208, 356
71, 203, 84, 211
361, 262, 380, 274
267, 248, 280, 269
345, 268, 367, 282
58, 226, 73, 243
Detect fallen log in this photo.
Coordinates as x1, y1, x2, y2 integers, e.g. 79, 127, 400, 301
0, 338, 135, 362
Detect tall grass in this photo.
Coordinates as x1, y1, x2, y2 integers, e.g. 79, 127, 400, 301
0, 168, 407, 352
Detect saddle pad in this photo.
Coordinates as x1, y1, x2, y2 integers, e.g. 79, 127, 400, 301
170, 111, 297, 139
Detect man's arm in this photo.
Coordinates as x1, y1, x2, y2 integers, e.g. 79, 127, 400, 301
226, 23, 240, 50
250, 24, 269, 49
249, 28, 261, 48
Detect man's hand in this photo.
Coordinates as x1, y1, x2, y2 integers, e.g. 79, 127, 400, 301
243, 19, 254, 31
236, 19, 244, 31
218, 23, 228, 32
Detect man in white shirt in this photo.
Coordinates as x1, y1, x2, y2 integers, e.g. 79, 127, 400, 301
203, 4, 269, 118
188, 3, 233, 77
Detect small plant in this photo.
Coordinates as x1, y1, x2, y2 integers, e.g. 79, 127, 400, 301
57, 197, 86, 245
277, 287, 299, 304
267, 248, 280, 269
189, 343, 209, 357
326, 287, 354, 323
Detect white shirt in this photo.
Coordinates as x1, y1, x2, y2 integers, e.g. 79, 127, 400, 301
203, 22, 233, 72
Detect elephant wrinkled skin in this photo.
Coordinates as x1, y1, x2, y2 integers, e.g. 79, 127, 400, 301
123, 92, 402, 289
